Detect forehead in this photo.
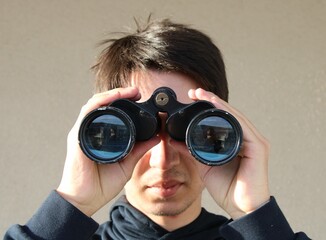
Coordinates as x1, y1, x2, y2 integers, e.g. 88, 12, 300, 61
129, 70, 200, 103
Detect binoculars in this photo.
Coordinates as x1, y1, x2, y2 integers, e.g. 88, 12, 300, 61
79, 87, 242, 165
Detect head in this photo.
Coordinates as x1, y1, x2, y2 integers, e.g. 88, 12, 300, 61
92, 18, 228, 230
92, 17, 228, 101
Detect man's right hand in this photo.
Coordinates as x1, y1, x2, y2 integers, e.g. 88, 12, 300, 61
57, 87, 159, 217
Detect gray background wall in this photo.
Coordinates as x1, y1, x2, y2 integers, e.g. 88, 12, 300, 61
1, 0, 325, 238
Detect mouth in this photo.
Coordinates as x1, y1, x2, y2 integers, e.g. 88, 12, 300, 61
147, 180, 183, 198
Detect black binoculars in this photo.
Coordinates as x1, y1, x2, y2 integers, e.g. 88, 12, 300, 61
79, 87, 242, 165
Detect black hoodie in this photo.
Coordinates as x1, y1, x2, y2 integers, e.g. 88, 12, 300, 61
96, 195, 227, 239
4, 191, 310, 240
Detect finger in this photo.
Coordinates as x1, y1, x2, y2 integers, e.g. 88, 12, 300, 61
189, 88, 265, 143
75, 87, 141, 127
92, 87, 142, 101
189, 88, 269, 162
82, 87, 141, 116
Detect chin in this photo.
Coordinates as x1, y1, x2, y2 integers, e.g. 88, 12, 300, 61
145, 198, 194, 217
150, 206, 187, 217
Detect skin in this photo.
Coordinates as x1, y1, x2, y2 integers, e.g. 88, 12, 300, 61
57, 70, 270, 231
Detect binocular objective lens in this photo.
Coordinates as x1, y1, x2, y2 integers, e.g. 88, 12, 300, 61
187, 112, 242, 165
83, 113, 133, 163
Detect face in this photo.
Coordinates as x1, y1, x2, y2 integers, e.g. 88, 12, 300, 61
124, 70, 205, 228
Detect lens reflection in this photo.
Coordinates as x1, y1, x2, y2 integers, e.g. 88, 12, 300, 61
189, 116, 237, 163
85, 114, 131, 160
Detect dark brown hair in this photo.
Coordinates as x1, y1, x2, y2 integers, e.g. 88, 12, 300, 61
92, 18, 229, 101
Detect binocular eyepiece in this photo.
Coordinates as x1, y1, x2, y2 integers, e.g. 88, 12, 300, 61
78, 87, 242, 165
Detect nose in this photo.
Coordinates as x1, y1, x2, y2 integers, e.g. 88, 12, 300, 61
149, 113, 180, 170
149, 135, 180, 170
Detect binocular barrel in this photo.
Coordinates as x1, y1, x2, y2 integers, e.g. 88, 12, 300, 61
78, 87, 242, 166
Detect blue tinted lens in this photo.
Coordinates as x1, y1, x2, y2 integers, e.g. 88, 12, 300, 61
85, 114, 130, 160
189, 116, 237, 163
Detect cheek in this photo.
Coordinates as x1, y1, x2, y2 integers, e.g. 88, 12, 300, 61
181, 154, 205, 187
124, 163, 147, 200
130, 152, 151, 179
172, 141, 207, 180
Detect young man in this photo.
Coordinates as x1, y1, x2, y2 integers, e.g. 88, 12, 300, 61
5, 19, 310, 239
